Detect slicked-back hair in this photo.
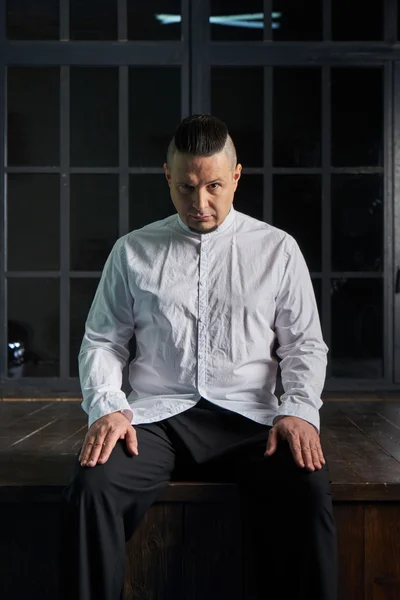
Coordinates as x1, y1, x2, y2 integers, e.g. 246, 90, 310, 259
166, 114, 237, 170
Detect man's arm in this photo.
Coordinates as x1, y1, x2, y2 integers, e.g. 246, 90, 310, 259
273, 235, 328, 434
79, 237, 134, 428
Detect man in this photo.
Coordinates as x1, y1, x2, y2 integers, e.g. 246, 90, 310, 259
62, 114, 337, 600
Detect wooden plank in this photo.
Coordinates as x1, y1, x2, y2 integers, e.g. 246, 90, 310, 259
333, 504, 364, 600
319, 404, 400, 485
0, 402, 82, 450
365, 503, 400, 600
184, 502, 242, 600
340, 402, 400, 462
373, 401, 400, 429
125, 504, 183, 600
320, 433, 363, 484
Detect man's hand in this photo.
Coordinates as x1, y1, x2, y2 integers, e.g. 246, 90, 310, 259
264, 416, 325, 471
79, 412, 138, 468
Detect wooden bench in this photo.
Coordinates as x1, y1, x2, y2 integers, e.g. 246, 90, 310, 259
0, 398, 400, 599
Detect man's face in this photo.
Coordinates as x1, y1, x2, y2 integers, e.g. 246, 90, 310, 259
164, 150, 242, 234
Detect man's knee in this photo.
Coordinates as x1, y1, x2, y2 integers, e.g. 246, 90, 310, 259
63, 440, 125, 505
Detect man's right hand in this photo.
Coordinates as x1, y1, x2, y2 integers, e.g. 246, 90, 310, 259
79, 412, 138, 468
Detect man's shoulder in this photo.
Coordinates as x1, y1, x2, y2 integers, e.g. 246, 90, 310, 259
235, 210, 294, 246
119, 214, 177, 245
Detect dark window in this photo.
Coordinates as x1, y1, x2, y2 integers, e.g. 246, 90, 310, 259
7, 0, 59, 40
273, 68, 321, 167
273, 176, 322, 272
331, 68, 383, 167
8, 68, 60, 167
211, 68, 264, 168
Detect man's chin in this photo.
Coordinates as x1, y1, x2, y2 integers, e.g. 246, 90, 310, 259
188, 222, 219, 234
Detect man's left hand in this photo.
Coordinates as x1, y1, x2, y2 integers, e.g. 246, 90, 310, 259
264, 416, 326, 471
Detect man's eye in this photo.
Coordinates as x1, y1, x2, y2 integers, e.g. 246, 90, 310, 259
179, 184, 193, 192
209, 183, 220, 190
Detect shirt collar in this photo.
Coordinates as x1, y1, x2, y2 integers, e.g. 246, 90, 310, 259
176, 205, 236, 237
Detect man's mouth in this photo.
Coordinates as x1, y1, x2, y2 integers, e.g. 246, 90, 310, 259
190, 215, 213, 221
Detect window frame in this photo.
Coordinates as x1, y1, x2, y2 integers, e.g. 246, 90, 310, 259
0, 0, 399, 395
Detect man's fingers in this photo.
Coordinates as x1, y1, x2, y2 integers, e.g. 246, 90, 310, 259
310, 444, 323, 470
79, 437, 97, 465
125, 426, 139, 455
81, 435, 106, 467
96, 432, 121, 465
300, 444, 315, 471
287, 435, 305, 468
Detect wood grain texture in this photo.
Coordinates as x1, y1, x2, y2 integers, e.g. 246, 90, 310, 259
364, 504, 400, 600
334, 504, 364, 600
1, 401, 400, 501
183, 502, 242, 600
124, 504, 183, 600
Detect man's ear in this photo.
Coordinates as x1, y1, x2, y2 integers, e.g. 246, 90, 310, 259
233, 163, 242, 189
163, 162, 171, 186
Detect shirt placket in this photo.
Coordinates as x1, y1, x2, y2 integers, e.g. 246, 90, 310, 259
197, 236, 210, 391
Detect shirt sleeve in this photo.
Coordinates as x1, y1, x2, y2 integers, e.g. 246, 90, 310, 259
78, 237, 134, 428
273, 235, 329, 434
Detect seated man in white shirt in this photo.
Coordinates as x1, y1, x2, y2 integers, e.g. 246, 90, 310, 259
62, 114, 337, 600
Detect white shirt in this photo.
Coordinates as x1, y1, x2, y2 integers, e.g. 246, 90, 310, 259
79, 206, 328, 433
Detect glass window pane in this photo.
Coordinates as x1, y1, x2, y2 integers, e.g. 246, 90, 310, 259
312, 279, 322, 319
70, 0, 117, 40
211, 68, 263, 168
8, 68, 60, 167
331, 278, 383, 378
129, 68, 181, 167
273, 68, 321, 167
70, 68, 118, 167
273, 176, 321, 271
272, 0, 322, 41
7, 0, 59, 40
211, 0, 263, 41
129, 175, 176, 231
70, 279, 99, 377
70, 175, 119, 271
333, 0, 383, 41
128, 0, 181, 40
332, 175, 383, 272
7, 174, 60, 271
7, 279, 60, 378
234, 174, 263, 220
331, 68, 383, 167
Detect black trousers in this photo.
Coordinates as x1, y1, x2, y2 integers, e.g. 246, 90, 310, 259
61, 398, 337, 600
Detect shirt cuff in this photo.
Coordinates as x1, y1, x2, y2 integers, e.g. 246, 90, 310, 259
273, 403, 320, 434
87, 394, 133, 428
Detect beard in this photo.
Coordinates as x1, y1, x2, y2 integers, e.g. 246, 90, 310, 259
188, 224, 219, 234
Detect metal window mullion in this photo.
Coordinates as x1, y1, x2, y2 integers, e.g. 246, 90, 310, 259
7, 271, 61, 278
70, 271, 102, 278
181, 0, 190, 117
322, 65, 332, 378
119, 66, 129, 237
60, 66, 70, 379
383, 61, 394, 382
323, 0, 331, 41
60, 0, 69, 41
4, 42, 186, 66
0, 63, 6, 380
263, 0, 272, 42
384, 0, 397, 44
393, 63, 400, 383
118, 0, 127, 42
191, 0, 210, 114
263, 67, 273, 224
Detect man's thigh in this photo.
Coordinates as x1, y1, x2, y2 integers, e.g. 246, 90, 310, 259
64, 422, 181, 508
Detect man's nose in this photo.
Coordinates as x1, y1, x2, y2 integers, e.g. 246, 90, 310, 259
192, 190, 209, 211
